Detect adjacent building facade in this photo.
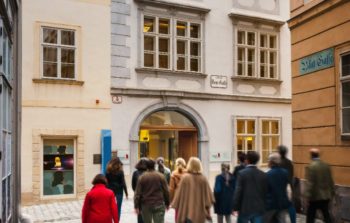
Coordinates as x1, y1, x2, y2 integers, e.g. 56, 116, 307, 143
289, 0, 350, 220
21, 0, 111, 204
0, 0, 20, 222
111, 0, 292, 179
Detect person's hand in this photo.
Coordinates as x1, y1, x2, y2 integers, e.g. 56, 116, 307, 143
135, 208, 139, 215
232, 211, 238, 216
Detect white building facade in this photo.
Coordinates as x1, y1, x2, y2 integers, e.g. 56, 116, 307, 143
111, 0, 292, 177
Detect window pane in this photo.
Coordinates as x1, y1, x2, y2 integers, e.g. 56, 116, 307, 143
159, 19, 169, 34
237, 136, 244, 151
144, 17, 154, 33
144, 36, 154, 51
190, 58, 199, 72
177, 57, 186, 70
61, 64, 75, 78
61, 30, 75, 45
61, 49, 75, 63
269, 35, 277, 49
262, 121, 269, 134
342, 54, 350, 77
43, 62, 57, 77
237, 120, 245, 133
238, 48, 245, 61
343, 82, 350, 107
144, 53, 154, 67
260, 65, 267, 78
238, 31, 245, 44
159, 55, 169, 69
260, 34, 267, 47
247, 32, 255, 46
270, 52, 276, 65
262, 136, 269, 150
190, 23, 200, 38
43, 28, 57, 44
248, 64, 254, 76
271, 136, 279, 150
262, 150, 269, 164
343, 108, 350, 133
271, 121, 279, 134
43, 47, 57, 62
247, 120, 255, 134
238, 63, 244, 76
177, 40, 186, 54
177, 21, 187, 36
159, 38, 169, 53
190, 42, 200, 56
246, 136, 255, 151
260, 51, 267, 63
270, 66, 276, 78
248, 49, 255, 62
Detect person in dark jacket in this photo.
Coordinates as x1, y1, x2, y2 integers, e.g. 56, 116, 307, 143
214, 163, 235, 223
264, 153, 291, 223
233, 152, 246, 178
82, 174, 119, 223
134, 159, 170, 223
233, 151, 267, 223
106, 157, 128, 222
132, 158, 149, 223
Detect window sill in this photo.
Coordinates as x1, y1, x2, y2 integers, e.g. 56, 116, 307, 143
32, 78, 84, 86
341, 135, 350, 141
231, 76, 283, 84
135, 67, 208, 78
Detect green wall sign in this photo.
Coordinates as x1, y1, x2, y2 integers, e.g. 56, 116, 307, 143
300, 48, 334, 75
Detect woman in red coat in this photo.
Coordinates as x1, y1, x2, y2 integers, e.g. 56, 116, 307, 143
82, 174, 119, 223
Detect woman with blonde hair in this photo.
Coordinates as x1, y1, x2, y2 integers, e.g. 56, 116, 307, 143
171, 157, 214, 223
106, 157, 128, 222
169, 158, 187, 221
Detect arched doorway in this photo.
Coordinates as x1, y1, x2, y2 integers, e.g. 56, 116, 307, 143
138, 111, 198, 170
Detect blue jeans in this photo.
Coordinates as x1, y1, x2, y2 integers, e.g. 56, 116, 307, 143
288, 205, 296, 223
237, 214, 262, 223
116, 193, 123, 221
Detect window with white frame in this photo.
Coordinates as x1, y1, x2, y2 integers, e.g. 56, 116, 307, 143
261, 119, 280, 164
235, 119, 257, 163
341, 53, 350, 135
41, 27, 76, 79
142, 15, 202, 72
235, 118, 281, 165
236, 30, 278, 79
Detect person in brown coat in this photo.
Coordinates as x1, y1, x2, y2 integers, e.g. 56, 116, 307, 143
169, 158, 187, 221
171, 157, 215, 223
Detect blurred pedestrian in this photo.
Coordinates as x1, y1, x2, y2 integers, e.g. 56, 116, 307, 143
233, 151, 267, 223
233, 152, 246, 178
214, 163, 235, 223
106, 157, 128, 222
156, 157, 171, 183
278, 145, 296, 223
82, 174, 118, 223
134, 159, 170, 223
132, 158, 149, 223
305, 148, 335, 223
169, 158, 187, 221
171, 157, 214, 223
264, 153, 290, 223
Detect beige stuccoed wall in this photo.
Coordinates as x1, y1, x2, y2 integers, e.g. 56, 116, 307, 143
21, 0, 111, 204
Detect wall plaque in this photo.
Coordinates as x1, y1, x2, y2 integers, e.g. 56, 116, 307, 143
300, 48, 334, 75
210, 75, 227, 88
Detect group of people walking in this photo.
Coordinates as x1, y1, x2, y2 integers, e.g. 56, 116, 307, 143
81, 145, 335, 223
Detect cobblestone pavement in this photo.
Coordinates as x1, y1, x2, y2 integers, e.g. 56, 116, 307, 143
21, 196, 322, 223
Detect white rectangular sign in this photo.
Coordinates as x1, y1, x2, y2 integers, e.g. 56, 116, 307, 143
210, 75, 228, 88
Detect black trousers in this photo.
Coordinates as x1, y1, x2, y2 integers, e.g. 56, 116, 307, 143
306, 200, 332, 223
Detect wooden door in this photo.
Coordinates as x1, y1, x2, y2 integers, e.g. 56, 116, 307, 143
178, 131, 198, 163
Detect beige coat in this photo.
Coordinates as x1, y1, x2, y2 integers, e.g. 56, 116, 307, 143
169, 169, 186, 202
171, 173, 214, 223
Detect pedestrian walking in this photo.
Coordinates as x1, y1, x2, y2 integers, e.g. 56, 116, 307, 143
233, 152, 246, 178
214, 163, 235, 223
106, 157, 128, 222
233, 151, 267, 223
134, 159, 170, 223
264, 153, 290, 223
171, 157, 214, 223
305, 148, 335, 223
82, 174, 119, 223
169, 158, 187, 221
156, 157, 171, 184
278, 145, 296, 223
132, 158, 149, 223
